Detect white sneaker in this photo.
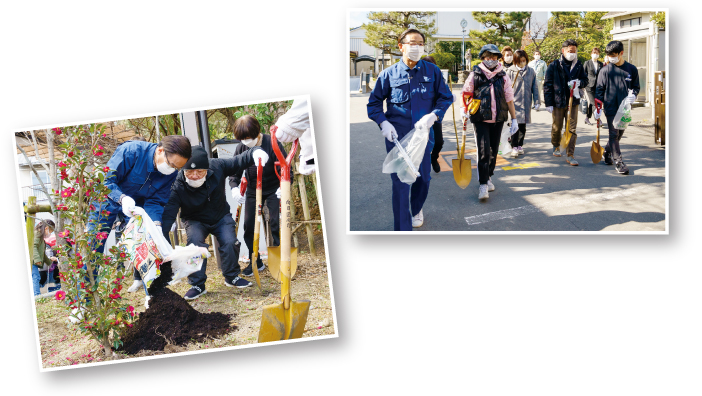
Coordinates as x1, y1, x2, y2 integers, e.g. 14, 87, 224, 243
517, 146, 524, 155
479, 184, 489, 200
127, 280, 144, 293
510, 147, 519, 158
487, 178, 495, 192
412, 210, 424, 228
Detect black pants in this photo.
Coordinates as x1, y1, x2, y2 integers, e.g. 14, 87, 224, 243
39, 268, 60, 286
605, 114, 625, 162
430, 121, 444, 164
472, 121, 505, 185
184, 215, 241, 288
586, 89, 596, 118
510, 123, 527, 148
244, 191, 280, 268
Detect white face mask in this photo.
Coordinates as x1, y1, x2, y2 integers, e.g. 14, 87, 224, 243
156, 153, 176, 175
534, 55, 541, 60
504, 55, 513, 63
564, 52, 577, 61
591, 54, 599, 60
608, 56, 619, 64
241, 137, 257, 148
186, 175, 206, 188
404, 44, 424, 62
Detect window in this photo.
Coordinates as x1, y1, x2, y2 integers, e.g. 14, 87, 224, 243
620, 17, 642, 28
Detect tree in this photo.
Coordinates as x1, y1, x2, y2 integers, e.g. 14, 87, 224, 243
525, 12, 612, 64
363, 12, 437, 56
427, 52, 456, 70
469, 12, 532, 53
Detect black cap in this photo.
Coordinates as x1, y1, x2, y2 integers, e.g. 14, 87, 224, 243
183, 146, 209, 170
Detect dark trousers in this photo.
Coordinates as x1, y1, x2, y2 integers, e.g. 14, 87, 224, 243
430, 122, 444, 165
605, 114, 625, 162
585, 89, 596, 118
39, 268, 60, 286
243, 191, 280, 267
472, 121, 504, 185
184, 215, 241, 288
385, 128, 434, 231
510, 123, 527, 148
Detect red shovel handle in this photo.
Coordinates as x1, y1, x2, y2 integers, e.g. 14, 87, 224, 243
240, 176, 248, 194
256, 158, 263, 189
274, 161, 281, 181
270, 125, 299, 182
594, 99, 603, 110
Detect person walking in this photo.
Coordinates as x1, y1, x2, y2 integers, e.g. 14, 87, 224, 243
31, 220, 57, 296
367, 28, 453, 230
583, 47, 604, 125
158, 145, 270, 299
543, 39, 588, 165
528, 49, 547, 103
229, 115, 289, 280
460, 44, 519, 201
505, 49, 540, 158
501, 46, 514, 69
594, 40, 640, 175
422, 55, 449, 173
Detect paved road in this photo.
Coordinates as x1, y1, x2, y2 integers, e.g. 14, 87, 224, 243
349, 91, 666, 232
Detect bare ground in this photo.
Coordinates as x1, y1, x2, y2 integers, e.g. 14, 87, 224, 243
34, 230, 334, 369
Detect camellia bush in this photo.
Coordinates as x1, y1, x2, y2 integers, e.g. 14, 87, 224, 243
51, 124, 135, 358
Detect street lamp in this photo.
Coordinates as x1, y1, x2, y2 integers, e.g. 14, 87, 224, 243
461, 18, 468, 70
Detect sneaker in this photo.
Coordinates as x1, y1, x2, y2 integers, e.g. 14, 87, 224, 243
184, 285, 207, 300
584, 117, 593, 125
412, 210, 424, 228
487, 178, 495, 192
510, 147, 519, 158
431, 159, 441, 173
478, 184, 489, 200
615, 161, 629, 175
566, 156, 579, 166
127, 280, 144, 293
553, 147, 561, 157
224, 276, 252, 289
243, 262, 266, 277
603, 150, 613, 165
517, 146, 524, 155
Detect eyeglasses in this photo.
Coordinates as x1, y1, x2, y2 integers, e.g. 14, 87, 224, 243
164, 154, 182, 171
402, 41, 424, 46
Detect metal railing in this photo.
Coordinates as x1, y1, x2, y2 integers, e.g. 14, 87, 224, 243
22, 184, 50, 203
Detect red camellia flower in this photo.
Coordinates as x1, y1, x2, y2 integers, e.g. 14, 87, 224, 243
60, 170, 68, 180
55, 291, 66, 301
52, 127, 62, 135
102, 166, 110, 172
126, 305, 134, 314
96, 232, 108, 240
68, 151, 74, 158
119, 252, 126, 258
57, 161, 67, 168
60, 189, 72, 198
58, 230, 70, 238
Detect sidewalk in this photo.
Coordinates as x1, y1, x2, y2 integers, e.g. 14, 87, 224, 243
349, 90, 666, 232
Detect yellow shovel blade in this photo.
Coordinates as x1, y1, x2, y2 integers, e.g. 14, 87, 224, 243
267, 246, 298, 282
452, 158, 472, 189
258, 300, 311, 342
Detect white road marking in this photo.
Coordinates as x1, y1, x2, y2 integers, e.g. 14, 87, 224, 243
464, 186, 643, 225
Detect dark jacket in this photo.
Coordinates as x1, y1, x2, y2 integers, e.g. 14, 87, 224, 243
470, 64, 509, 123
228, 134, 290, 197
583, 59, 604, 91
595, 61, 641, 117
160, 148, 260, 238
543, 55, 588, 108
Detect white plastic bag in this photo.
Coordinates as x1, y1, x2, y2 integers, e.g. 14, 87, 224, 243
103, 229, 117, 256
497, 127, 512, 157
164, 244, 209, 283
382, 123, 430, 184
613, 89, 633, 130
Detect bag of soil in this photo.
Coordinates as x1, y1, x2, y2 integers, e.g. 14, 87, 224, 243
119, 207, 174, 289
382, 123, 430, 184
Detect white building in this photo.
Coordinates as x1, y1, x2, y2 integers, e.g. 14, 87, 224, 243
601, 11, 666, 108
350, 11, 549, 75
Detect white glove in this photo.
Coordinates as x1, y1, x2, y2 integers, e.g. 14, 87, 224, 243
534, 103, 540, 112
626, 90, 636, 104
298, 161, 315, 175
594, 108, 602, 120
170, 222, 177, 232
232, 187, 246, 205
545, 106, 553, 113
120, 195, 136, 217
416, 113, 438, 131
460, 107, 468, 120
252, 149, 269, 167
380, 120, 398, 142
275, 187, 281, 199
573, 88, 581, 99
509, 120, 519, 135
567, 80, 580, 90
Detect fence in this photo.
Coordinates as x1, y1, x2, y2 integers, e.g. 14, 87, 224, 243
22, 184, 49, 203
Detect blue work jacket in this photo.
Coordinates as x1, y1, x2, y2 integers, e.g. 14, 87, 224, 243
103, 141, 178, 223
367, 59, 453, 137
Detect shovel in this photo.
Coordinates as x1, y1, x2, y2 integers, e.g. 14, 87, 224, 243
590, 99, 605, 164
560, 84, 576, 152
259, 131, 309, 342
250, 159, 263, 291
268, 159, 298, 282
234, 174, 247, 232
450, 75, 471, 188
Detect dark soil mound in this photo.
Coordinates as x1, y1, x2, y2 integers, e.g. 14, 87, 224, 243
119, 262, 236, 354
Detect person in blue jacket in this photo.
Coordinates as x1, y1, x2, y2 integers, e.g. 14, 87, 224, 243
367, 28, 453, 231
90, 135, 192, 289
